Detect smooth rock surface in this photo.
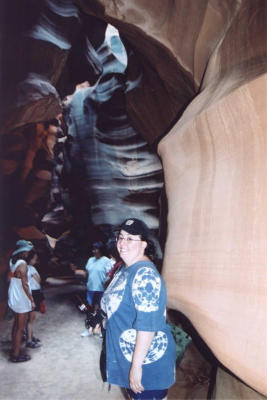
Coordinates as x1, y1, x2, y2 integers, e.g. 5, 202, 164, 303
159, 75, 267, 395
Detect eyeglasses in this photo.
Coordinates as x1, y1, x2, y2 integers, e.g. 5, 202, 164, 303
116, 235, 142, 243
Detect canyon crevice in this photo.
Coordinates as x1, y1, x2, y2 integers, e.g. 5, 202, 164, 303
0, 1, 266, 397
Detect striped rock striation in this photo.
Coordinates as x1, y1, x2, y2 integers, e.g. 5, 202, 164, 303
0, 0, 266, 397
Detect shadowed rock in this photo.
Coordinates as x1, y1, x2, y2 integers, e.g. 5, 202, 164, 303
0, 1, 266, 397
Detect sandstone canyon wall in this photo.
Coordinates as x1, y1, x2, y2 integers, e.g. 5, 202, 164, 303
82, 0, 267, 396
0, 0, 266, 397
0, 1, 164, 300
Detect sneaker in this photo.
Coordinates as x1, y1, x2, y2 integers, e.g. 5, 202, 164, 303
26, 341, 41, 349
9, 354, 31, 363
80, 329, 91, 337
32, 336, 41, 343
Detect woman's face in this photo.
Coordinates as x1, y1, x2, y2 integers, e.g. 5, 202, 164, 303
18, 251, 30, 260
93, 248, 102, 259
116, 230, 147, 267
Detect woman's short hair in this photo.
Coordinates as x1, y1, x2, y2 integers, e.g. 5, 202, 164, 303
92, 241, 105, 254
143, 238, 156, 261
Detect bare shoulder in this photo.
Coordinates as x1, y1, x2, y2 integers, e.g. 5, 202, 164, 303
16, 260, 27, 274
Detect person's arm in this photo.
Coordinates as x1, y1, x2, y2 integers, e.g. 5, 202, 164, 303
33, 272, 41, 284
70, 263, 88, 278
69, 263, 77, 272
19, 263, 35, 308
30, 265, 41, 284
75, 269, 88, 278
28, 255, 42, 284
129, 331, 155, 394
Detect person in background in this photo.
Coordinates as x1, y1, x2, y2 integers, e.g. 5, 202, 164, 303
101, 218, 176, 400
91, 237, 123, 338
70, 241, 113, 337
26, 251, 43, 349
8, 240, 35, 362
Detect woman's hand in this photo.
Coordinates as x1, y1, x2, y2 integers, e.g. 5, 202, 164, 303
69, 263, 76, 272
129, 363, 144, 394
93, 323, 101, 335
31, 300, 36, 310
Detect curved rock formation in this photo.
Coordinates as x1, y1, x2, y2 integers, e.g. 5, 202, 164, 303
159, 75, 267, 396
0, 0, 266, 397
81, 0, 267, 395
0, 2, 164, 277
54, 21, 164, 263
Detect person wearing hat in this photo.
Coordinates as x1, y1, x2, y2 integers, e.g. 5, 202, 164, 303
8, 240, 35, 362
101, 218, 176, 400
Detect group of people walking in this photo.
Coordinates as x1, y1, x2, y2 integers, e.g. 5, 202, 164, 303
8, 240, 44, 362
8, 218, 176, 400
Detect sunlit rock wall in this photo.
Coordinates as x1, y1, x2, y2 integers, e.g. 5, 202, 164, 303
57, 22, 164, 262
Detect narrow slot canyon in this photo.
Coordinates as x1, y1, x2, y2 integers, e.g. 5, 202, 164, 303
0, 1, 266, 399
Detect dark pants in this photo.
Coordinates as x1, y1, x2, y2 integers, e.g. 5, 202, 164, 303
126, 388, 168, 399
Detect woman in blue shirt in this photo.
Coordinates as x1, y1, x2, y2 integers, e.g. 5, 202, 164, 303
72, 241, 113, 312
71, 241, 113, 336
101, 218, 176, 400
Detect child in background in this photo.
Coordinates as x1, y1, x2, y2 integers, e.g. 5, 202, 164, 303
26, 252, 44, 348
8, 240, 35, 362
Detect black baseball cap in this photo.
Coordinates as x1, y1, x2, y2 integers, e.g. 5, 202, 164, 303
119, 218, 150, 240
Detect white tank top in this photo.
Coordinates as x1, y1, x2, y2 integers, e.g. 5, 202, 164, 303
8, 259, 32, 313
